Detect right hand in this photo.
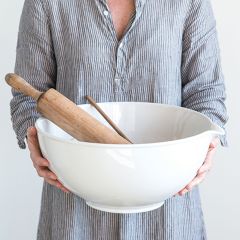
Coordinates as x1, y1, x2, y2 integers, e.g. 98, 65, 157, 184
27, 126, 70, 193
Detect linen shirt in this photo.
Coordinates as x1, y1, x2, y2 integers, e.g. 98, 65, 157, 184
9, 0, 228, 239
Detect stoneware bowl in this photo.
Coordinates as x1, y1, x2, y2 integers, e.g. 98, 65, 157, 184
35, 102, 225, 214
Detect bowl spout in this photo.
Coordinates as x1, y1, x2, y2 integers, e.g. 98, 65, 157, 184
207, 122, 225, 136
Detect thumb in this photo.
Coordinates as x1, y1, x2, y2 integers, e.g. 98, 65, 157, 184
26, 127, 42, 156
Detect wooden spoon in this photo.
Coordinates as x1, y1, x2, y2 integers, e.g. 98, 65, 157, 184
86, 95, 133, 144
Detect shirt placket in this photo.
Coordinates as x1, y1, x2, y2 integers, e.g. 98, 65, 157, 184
97, 0, 146, 95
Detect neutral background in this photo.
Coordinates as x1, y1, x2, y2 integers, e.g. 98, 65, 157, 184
0, 0, 239, 239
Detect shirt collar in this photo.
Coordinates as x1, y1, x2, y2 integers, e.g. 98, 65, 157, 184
99, 0, 146, 8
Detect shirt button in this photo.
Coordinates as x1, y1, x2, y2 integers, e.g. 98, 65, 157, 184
103, 10, 109, 16
115, 78, 121, 84
119, 42, 123, 48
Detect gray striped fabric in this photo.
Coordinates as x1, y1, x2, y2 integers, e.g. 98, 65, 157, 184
9, 0, 228, 239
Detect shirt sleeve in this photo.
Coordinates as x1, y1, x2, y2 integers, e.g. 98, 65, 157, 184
181, 0, 229, 147
10, 0, 57, 149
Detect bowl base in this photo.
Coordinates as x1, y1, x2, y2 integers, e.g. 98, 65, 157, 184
86, 201, 165, 214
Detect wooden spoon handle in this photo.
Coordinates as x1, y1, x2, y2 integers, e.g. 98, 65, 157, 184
86, 95, 133, 144
5, 73, 43, 101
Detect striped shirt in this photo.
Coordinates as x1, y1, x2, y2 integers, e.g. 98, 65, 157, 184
9, 0, 228, 239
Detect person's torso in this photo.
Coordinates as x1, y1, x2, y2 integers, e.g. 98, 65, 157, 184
44, 0, 191, 105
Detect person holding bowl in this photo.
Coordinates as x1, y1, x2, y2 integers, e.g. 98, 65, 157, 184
9, 0, 228, 239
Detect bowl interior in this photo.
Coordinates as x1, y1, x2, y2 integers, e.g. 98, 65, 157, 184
37, 102, 212, 144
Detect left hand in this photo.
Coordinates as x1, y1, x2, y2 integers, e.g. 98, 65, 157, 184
177, 137, 220, 196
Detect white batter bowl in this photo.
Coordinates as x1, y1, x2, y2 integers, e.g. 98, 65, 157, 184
35, 102, 225, 213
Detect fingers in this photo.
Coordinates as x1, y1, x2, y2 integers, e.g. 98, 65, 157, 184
175, 138, 219, 197
177, 172, 208, 197
210, 137, 220, 148
185, 172, 207, 191
27, 127, 50, 168
32, 156, 49, 168
198, 140, 218, 174
197, 153, 213, 174
177, 188, 188, 196
177, 172, 204, 196
178, 171, 207, 196
35, 165, 70, 193
36, 166, 70, 193
44, 178, 70, 193
27, 126, 70, 194
27, 127, 42, 157
35, 165, 57, 180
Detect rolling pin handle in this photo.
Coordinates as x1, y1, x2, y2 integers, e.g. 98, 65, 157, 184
5, 73, 43, 101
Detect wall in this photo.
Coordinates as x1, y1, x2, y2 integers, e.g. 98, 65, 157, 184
0, 1, 42, 239
0, 0, 239, 239
200, 1, 240, 239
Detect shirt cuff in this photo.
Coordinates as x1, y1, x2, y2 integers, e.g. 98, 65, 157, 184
218, 126, 228, 147
16, 117, 39, 149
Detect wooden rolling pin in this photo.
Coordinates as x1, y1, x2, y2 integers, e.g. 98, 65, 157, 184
5, 73, 130, 144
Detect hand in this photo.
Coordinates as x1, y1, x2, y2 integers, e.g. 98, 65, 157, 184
177, 137, 220, 196
26, 126, 70, 193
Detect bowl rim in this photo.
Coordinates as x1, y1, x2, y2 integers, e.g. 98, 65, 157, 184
35, 102, 225, 149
